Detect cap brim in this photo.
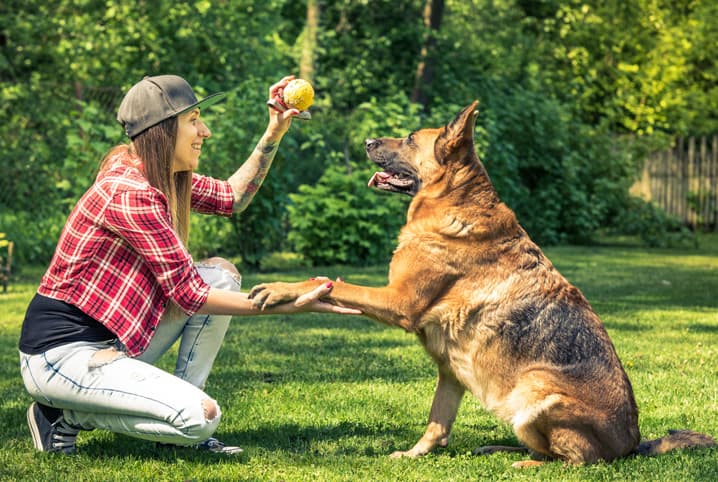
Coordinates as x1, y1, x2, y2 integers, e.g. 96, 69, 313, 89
180, 92, 226, 114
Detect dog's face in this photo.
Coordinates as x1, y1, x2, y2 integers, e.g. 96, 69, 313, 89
366, 102, 480, 196
365, 127, 442, 196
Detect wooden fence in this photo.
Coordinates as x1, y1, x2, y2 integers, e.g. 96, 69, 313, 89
631, 135, 718, 230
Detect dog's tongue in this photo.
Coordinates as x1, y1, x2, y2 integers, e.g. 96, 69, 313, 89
368, 171, 393, 187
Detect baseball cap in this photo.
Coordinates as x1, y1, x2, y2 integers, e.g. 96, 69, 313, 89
117, 75, 226, 138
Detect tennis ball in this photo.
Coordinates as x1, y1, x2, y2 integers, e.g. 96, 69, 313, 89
283, 79, 314, 111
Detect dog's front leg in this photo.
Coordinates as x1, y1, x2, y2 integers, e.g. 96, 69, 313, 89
250, 280, 418, 331
391, 369, 465, 458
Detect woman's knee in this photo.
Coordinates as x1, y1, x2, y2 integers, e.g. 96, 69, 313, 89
202, 398, 219, 421
202, 257, 240, 276
183, 398, 222, 443
197, 257, 242, 292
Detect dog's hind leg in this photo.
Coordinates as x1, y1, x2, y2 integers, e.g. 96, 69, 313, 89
512, 415, 605, 466
390, 369, 465, 458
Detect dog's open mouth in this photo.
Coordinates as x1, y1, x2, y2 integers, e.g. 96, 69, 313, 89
368, 171, 415, 195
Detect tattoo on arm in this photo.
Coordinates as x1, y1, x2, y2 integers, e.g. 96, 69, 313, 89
228, 140, 279, 212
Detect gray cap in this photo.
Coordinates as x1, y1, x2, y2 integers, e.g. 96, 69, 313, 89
117, 75, 225, 138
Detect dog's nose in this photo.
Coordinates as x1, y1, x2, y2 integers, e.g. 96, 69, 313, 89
365, 138, 381, 152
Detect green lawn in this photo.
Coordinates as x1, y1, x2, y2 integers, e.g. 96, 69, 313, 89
1, 236, 717, 481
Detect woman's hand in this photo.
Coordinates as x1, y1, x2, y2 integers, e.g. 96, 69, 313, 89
265, 75, 300, 140
282, 282, 362, 315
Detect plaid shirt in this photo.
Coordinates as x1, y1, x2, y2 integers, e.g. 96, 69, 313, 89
38, 151, 234, 356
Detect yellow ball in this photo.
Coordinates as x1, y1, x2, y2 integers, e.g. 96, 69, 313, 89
283, 79, 314, 111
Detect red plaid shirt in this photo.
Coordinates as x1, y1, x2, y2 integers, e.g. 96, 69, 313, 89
38, 150, 234, 356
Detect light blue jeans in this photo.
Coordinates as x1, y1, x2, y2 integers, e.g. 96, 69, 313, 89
19, 263, 241, 446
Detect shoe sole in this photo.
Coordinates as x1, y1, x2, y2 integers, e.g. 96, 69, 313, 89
27, 403, 45, 451
210, 446, 244, 455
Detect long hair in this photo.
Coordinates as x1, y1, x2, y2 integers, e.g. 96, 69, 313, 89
100, 116, 192, 246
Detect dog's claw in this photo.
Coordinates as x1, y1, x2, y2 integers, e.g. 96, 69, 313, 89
248, 284, 264, 300
248, 286, 271, 310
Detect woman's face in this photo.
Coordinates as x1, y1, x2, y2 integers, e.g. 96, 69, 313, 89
172, 108, 211, 172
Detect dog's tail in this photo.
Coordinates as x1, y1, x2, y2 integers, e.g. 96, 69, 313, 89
635, 429, 715, 456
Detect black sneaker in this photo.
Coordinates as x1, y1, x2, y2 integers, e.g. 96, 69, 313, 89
194, 437, 243, 455
27, 402, 81, 454
157, 437, 243, 455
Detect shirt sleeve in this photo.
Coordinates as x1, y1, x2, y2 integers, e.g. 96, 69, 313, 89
191, 173, 234, 216
104, 188, 210, 315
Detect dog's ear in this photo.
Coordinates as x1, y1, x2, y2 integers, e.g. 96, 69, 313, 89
434, 101, 479, 165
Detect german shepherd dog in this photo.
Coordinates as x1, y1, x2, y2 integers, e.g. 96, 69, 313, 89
249, 103, 715, 467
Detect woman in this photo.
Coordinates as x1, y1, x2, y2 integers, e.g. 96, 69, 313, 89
19, 74, 358, 455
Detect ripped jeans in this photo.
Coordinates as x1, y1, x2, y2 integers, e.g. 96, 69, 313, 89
19, 263, 241, 446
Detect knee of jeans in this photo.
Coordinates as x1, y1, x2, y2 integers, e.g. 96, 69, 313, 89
185, 398, 222, 442
202, 257, 239, 276
202, 398, 219, 421
199, 257, 242, 292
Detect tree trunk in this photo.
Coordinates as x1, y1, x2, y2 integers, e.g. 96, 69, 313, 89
300, 0, 320, 82
411, 0, 445, 107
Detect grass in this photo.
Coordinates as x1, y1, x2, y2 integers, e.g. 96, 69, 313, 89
1, 235, 717, 481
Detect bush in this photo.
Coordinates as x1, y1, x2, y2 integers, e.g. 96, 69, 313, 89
609, 196, 696, 248
0, 211, 65, 266
473, 84, 638, 245
287, 159, 408, 266
259, 251, 310, 272
285, 95, 424, 266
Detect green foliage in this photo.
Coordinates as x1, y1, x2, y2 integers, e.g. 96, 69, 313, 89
2, 0, 717, 265
258, 251, 310, 272
447, 81, 636, 245
286, 95, 426, 266
608, 196, 696, 248
307, 0, 425, 113
0, 211, 64, 267
64, 102, 124, 200
521, 0, 718, 136
188, 214, 235, 262
288, 160, 408, 266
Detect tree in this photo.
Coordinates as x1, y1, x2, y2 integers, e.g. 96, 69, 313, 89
299, 0, 319, 82
411, 0, 445, 108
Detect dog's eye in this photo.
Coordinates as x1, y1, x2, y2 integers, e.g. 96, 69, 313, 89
406, 132, 416, 146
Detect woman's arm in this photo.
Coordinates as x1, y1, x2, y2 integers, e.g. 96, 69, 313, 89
228, 76, 300, 213
196, 282, 361, 316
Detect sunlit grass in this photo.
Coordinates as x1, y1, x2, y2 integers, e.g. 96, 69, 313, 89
1, 237, 716, 481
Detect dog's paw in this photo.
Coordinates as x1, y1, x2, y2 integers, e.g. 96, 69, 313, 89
248, 282, 299, 310
389, 449, 424, 459
389, 450, 410, 459
511, 460, 546, 469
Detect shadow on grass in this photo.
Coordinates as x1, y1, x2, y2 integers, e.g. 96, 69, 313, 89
68, 420, 417, 460
69, 420, 525, 460
237, 421, 413, 454
601, 321, 652, 332
682, 323, 718, 333
214, 316, 435, 384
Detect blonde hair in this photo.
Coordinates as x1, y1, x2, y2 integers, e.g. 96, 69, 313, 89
100, 116, 191, 246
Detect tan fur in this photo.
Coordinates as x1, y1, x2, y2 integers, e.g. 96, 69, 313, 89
249, 102, 715, 465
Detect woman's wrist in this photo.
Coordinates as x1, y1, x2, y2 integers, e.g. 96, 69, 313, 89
261, 127, 285, 146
